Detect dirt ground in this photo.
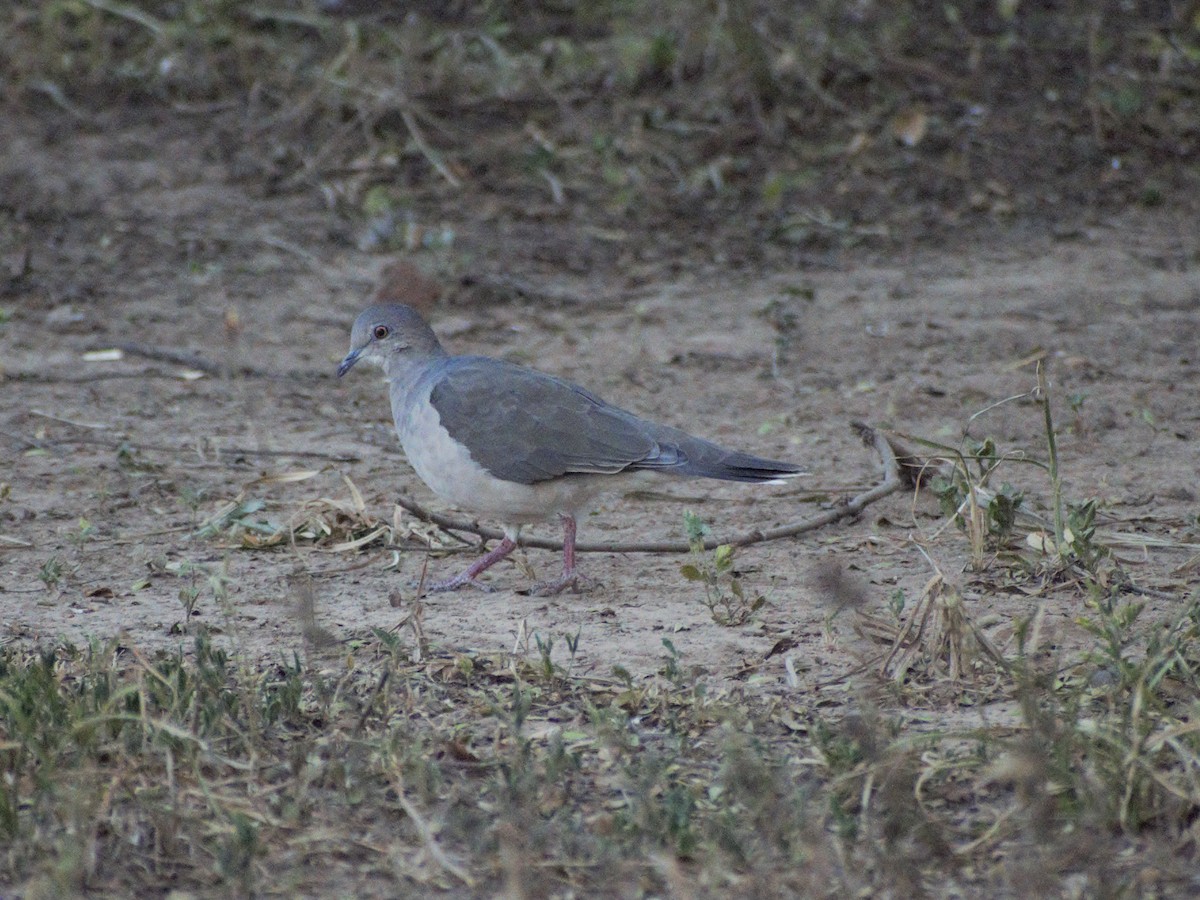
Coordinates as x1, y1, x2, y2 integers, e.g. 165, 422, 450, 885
2, 111, 1198, 699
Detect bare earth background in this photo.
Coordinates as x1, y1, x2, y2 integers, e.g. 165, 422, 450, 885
2, 112, 1197, 685
2, 63, 1200, 892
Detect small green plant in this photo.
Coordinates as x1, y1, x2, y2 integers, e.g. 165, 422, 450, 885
660, 637, 682, 684
1067, 391, 1088, 433
371, 626, 403, 654
915, 368, 1114, 581
178, 482, 211, 531
178, 562, 201, 627
38, 555, 64, 587
1035, 363, 1110, 578
114, 442, 162, 472
67, 517, 96, 548
172, 559, 233, 630
930, 437, 1026, 563
563, 628, 582, 677
1008, 587, 1200, 839
193, 497, 279, 541
680, 511, 764, 626
534, 632, 557, 680
760, 289, 809, 376
1061, 498, 1108, 574
217, 812, 260, 891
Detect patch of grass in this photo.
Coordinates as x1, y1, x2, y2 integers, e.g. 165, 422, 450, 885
37, 555, 65, 587
867, 368, 1163, 690
4, 2, 1195, 246
1003, 586, 1200, 851
2, 597, 1198, 896
65, 517, 96, 548
833, 367, 1200, 889
680, 511, 765, 626
190, 482, 399, 552
903, 368, 1118, 585
926, 433, 1030, 568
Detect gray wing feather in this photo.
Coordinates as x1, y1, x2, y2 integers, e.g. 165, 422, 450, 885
429, 358, 681, 485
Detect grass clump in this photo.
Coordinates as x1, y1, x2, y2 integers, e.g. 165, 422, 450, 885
5, 2, 1196, 245
2, 607, 1199, 895
680, 510, 765, 626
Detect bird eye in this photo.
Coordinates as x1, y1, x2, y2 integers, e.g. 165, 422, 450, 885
372, 325, 389, 340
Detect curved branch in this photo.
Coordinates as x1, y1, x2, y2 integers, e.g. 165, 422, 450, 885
394, 422, 906, 554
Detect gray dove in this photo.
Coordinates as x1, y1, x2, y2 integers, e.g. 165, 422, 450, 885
337, 303, 803, 594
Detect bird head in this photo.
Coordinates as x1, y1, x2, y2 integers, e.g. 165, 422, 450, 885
337, 303, 445, 377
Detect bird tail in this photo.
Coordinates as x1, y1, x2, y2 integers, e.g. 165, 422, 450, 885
635, 426, 805, 483
673, 446, 806, 483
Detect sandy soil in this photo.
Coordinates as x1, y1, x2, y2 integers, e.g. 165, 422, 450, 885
2, 113, 1198, 701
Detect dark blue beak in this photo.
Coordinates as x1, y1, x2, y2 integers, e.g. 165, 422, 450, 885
336, 347, 362, 378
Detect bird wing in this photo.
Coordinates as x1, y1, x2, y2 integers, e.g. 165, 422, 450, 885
428, 357, 681, 485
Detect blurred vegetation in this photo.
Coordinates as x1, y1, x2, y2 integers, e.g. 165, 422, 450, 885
4, 0, 1198, 246
3, 584, 1200, 897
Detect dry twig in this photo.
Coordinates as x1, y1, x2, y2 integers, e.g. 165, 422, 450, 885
104, 342, 269, 377
3, 428, 358, 463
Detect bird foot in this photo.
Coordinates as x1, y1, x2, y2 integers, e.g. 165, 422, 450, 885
528, 571, 594, 597
419, 537, 518, 595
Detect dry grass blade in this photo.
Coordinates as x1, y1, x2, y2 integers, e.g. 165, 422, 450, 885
881, 574, 1008, 683
244, 469, 322, 487
390, 777, 476, 888
343, 473, 367, 514
240, 494, 392, 550
390, 590, 429, 662
289, 568, 338, 647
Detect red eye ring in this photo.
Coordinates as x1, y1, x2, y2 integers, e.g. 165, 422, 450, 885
373, 325, 389, 340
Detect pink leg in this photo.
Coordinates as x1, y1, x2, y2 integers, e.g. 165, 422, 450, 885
425, 537, 517, 594
530, 515, 591, 596
562, 514, 577, 576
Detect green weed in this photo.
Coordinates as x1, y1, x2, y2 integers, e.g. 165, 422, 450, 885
680, 511, 765, 626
